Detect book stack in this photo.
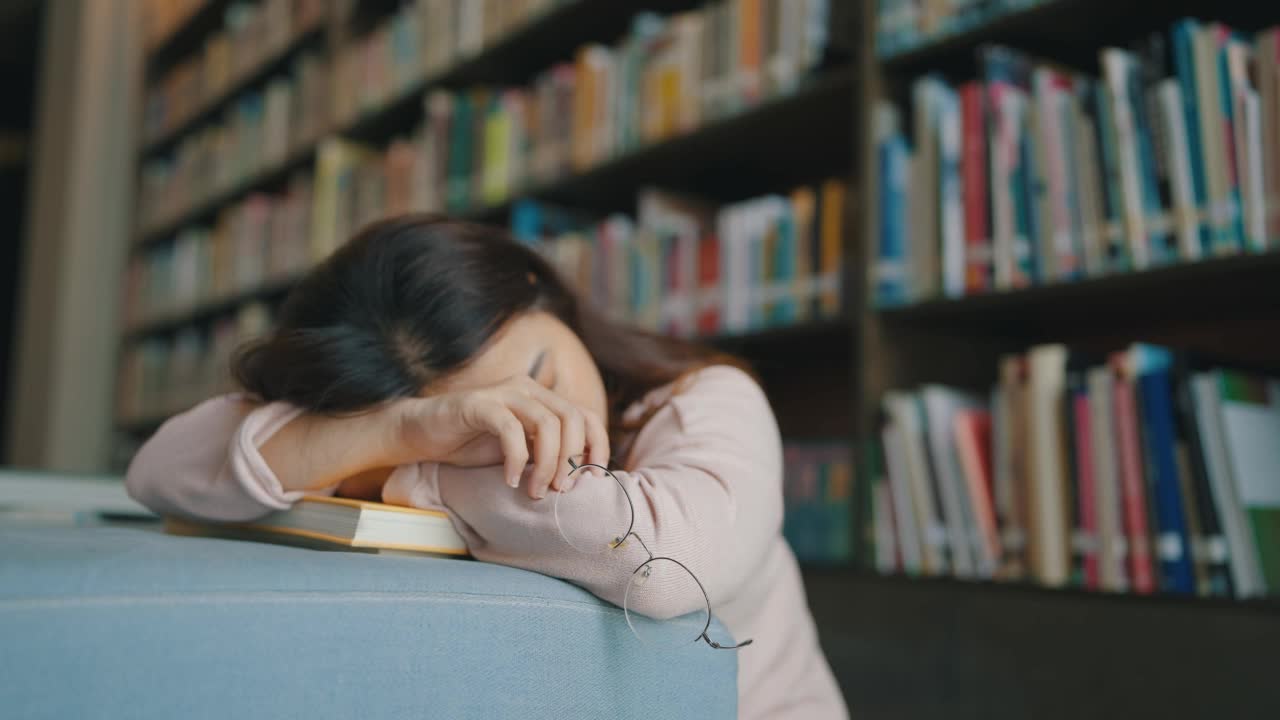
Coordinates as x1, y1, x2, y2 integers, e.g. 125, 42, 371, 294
317, 1, 836, 220
783, 441, 855, 566
138, 49, 330, 235
510, 181, 846, 338
117, 303, 274, 425
873, 21, 1280, 307
143, 0, 208, 51
870, 343, 1280, 599
142, 0, 326, 145
126, 174, 313, 330
875, 0, 1050, 58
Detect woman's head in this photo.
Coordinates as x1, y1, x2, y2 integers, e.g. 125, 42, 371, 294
233, 214, 740, 442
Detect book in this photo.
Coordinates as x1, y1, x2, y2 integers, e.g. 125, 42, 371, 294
953, 408, 1000, 577
874, 19, 1280, 306
1215, 372, 1280, 592
164, 496, 470, 557
873, 348, 1280, 598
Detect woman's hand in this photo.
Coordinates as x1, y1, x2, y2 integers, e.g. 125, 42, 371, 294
392, 375, 610, 499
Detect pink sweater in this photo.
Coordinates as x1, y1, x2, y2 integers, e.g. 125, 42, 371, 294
126, 365, 847, 719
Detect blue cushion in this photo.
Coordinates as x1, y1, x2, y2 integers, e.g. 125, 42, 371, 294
0, 526, 736, 719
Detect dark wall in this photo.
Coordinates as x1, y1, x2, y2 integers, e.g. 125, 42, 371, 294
805, 571, 1280, 720
0, 0, 42, 462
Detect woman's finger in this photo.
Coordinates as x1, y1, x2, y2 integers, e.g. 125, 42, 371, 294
582, 409, 611, 476
496, 389, 561, 499
469, 400, 529, 489
518, 380, 588, 494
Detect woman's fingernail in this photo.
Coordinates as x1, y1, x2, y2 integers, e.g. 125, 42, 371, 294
508, 475, 520, 488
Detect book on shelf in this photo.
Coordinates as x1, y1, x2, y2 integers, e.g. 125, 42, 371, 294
142, 0, 206, 51
126, 174, 313, 331
509, 179, 846, 338
118, 302, 274, 427
872, 21, 1280, 307
318, 0, 838, 218
783, 441, 855, 566
164, 495, 470, 557
874, 0, 1053, 58
138, 48, 329, 235
143, 0, 326, 146
867, 342, 1280, 600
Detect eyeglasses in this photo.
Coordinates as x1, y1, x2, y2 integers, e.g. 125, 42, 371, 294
554, 458, 753, 652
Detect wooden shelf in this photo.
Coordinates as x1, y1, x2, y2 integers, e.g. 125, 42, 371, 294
141, 22, 326, 159
146, 0, 232, 75
802, 565, 1280, 614
877, 251, 1280, 342
878, 0, 1280, 80
123, 271, 304, 342
455, 70, 856, 222
804, 567, 1280, 718
135, 142, 318, 249
338, 0, 705, 147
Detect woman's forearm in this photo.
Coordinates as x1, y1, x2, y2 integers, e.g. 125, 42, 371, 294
261, 407, 404, 492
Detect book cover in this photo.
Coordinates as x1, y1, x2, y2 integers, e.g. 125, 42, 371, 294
1087, 366, 1128, 592
1026, 344, 1071, 587
1131, 346, 1197, 594
921, 386, 979, 579
959, 81, 992, 293
1110, 353, 1157, 594
954, 407, 1001, 578
1216, 372, 1280, 593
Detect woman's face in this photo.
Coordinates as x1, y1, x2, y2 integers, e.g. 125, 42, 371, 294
427, 311, 608, 423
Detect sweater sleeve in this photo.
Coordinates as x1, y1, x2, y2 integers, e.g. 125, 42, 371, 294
427, 365, 784, 619
124, 395, 336, 522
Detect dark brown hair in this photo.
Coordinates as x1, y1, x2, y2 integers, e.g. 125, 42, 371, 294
233, 214, 746, 443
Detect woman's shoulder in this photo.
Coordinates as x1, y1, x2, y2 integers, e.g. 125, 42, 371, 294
630, 364, 771, 432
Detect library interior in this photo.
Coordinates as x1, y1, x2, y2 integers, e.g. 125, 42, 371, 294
2, 1, 1278, 718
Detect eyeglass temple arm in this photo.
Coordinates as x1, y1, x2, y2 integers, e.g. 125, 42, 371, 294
703, 634, 754, 650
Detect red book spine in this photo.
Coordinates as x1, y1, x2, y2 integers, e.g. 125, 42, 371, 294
1113, 373, 1157, 594
697, 232, 720, 334
1073, 392, 1099, 589
960, 82, 990, 293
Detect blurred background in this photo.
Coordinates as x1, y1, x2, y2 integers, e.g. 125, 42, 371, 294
3, 1, 1280, 717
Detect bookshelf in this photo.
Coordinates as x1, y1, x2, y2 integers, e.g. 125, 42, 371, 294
119, 0, 860, 453
845, 0, 1280, 715
120, 0, 1280, 714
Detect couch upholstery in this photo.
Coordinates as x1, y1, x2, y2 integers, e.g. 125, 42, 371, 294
0, 525, 737, 719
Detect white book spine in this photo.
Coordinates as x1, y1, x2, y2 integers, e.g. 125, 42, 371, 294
1087, 367, 1129, 592
1157, 80, 1201, 260
938, 85, 965, 299
923, 389, 976, 578
1027, 345, 1069, 587
1243, 89, 1267, 252
882, 424, 924, 575
1192, 375, 1265, 597
1102, 50, 1150, 270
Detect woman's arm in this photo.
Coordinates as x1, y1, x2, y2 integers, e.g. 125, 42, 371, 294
125, 396, 316, 521
126, 374, 610, 522
428, 366, 783, 618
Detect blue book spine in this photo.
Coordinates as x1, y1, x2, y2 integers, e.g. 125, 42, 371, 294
1137, 363, 1197, 595
1173, 20, 1211, 253
1059, 84, 1085, 280
510, 200, 542, 245
1215, 39, 1245, 252
772, 210, 798, 324
1094, 84, 1129, 272
876, 129, 910, 305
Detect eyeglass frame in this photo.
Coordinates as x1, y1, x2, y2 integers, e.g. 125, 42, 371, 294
565, 458, 753, 651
